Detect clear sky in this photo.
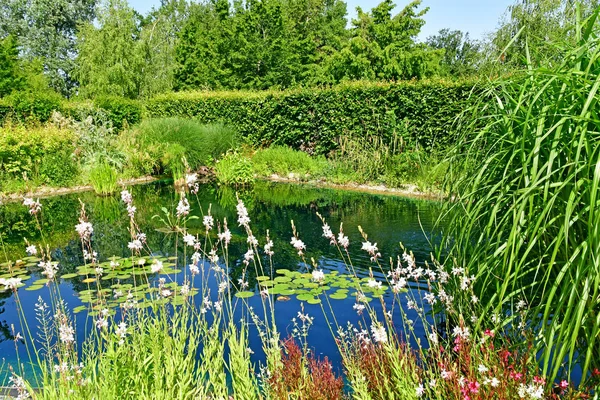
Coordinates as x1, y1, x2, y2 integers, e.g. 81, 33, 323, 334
129, 0, 515, 42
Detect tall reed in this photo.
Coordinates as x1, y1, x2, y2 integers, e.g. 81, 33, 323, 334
441, 6, 600, 383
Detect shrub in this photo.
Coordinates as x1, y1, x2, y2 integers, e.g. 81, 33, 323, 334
214, 150, 254, 186
130, 118, 238, 177
89, 161, 118, 195
93, 96, 142, 131
145, 80, 478, 155
2, 91, 63, 123
383, 151, 423, 186
0, 125, 78, 189
251, 146, 326, 178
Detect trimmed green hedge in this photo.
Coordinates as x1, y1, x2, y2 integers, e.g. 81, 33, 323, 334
0, 95, 142, 131
145, 81, 478, 154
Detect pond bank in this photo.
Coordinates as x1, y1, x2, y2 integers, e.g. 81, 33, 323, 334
0, 174, 443, 204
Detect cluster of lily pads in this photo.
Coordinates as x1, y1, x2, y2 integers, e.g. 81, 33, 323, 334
241, 268, 391, 304
2, 254, 399, 314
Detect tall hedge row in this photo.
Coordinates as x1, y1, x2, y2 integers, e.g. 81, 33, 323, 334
0, 94, 142, 130
145, 81, 478, 154
0, 81, 477, 153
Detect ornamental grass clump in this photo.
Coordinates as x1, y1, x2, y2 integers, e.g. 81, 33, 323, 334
440, 7, 600, 384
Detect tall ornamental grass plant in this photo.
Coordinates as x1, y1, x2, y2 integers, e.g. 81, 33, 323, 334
441, 6, 600, 384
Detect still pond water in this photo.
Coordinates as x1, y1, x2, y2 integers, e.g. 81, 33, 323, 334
0, 181, 443, 380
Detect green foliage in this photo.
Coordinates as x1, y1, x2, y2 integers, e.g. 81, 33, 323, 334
174, 0, 348, 90
441, 10, 600, 384
89, 161, 118, 195
146, 80, 476, 155
323, 0, 441, 82
489, 0, 600, 70
214, 150, 254, 186
93, 97, 142, 131
2, 91, 62, 123
251, 146, 326, 177
0, 125, 78, 190
0, 35, 24, 97
426, 29, 481, 77
0, 0, 96, 96
129, 118, 238, 178
76, 0, 185, 99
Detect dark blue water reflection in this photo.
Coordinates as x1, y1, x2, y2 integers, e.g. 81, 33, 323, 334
0, 181, 443, 381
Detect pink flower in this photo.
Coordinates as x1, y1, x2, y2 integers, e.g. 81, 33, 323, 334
559, 380, 568, 389
468, 381, 480, 393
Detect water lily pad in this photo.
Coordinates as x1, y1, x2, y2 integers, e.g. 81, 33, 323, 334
82, 278, 97, 283
25, 284, 44, 291
306, 298, 321, 305
256, 275, 271, 281
73, 306, 87, 314
296, 293, 314, 301
60, 273, 78, 279
274, 276, 291, 283
235, 291, 255, 299
329, 292, 348, 300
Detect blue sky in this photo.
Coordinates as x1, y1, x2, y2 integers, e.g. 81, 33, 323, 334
129, 0, 515, 42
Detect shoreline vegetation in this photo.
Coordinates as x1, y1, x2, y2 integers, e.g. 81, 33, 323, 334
0, 174, 441, 204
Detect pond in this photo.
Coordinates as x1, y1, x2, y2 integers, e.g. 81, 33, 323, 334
0, 181, 444, 381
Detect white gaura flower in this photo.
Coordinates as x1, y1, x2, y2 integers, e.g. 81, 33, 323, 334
180, 284, 190, 296
337, 231, 349, 249
176, 197, 190, 217
311, 269, 325, 282
75, 220, 93, 240
23, 197, 42, 214
247, 235, 259, 247
116, 322, 128, 339
120, 190, 133, 204
26, 244, 37, 256
151, 259, 163, 273
128, 240, 142, 251
126, 204, 136, 218
189, 264, 199, 275
236, 200, 250, 227
452, 326, 471, 340
39, 261, 59, 281
366, 279, 382, 289
183, 234, 196, 247
353, 303, 365, 315
243, 249, 254, 266
59, 323, 75, 344
0, 277, 23, 290
264, 240, 274, 256
370, 323, 387, 343
478, 364, 489, 373
361, 241, 381, 262
423, 293, 436, 305
290, 237, 306, 256
203, 215, 214, 231
218, 228, 232, 245
208, 249, 219, 264
416, 384, 425, 397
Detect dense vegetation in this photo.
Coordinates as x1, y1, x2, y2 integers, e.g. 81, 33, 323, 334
1, 0, 599, 397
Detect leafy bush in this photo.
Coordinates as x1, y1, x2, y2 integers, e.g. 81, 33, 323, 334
89, 161, 118, 195
214, 151, 254, 186
145, 80, 478, 155
383, 151, 423, 187
251, 146, 326, 178
129, 118, 238, 177
93, 96, 142, 131
1, 91, 63, 123
0, 125, 78, 189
